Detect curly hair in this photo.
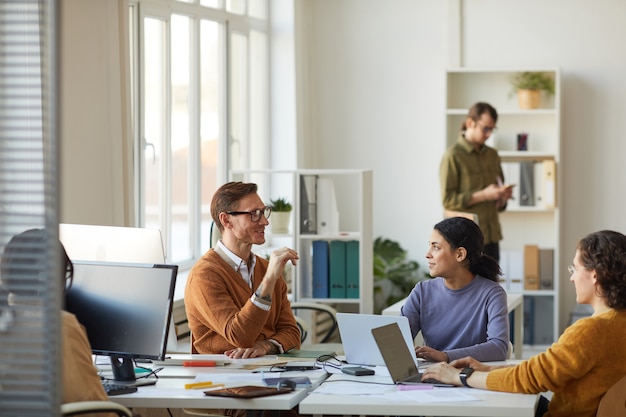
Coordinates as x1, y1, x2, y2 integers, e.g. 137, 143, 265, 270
577, 230, 626, 310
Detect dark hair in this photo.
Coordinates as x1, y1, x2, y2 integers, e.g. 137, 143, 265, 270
577, 230, 626, 310
0, 228, 73, 297
211, 182, 259, 232
461, 102, 498, 131
434, 217, 501, 282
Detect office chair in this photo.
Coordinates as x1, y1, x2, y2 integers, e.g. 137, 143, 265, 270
596, 374, 626, 417
61, 401, 133, 417
290, 302, 338, 344
209, 221, 221, 248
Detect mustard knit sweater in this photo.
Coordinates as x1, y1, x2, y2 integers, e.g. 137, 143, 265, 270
184, 249, 301, 354
487, 309, 626, 417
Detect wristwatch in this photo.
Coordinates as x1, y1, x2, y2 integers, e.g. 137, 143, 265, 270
254, 290, 272, 303
459, 368, 475, 387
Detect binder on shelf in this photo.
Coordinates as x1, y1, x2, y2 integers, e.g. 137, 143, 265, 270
300, 175, 318, 234
524, 244, 540, 290
345, 240, 359, 298
539, 248, 554, 290
533, 162, 544, 207
311, 240, 329, 298
329, 240, 346, 298
316, 178, 339, 235
519, 161, 535, 207
543, 159, 556, 209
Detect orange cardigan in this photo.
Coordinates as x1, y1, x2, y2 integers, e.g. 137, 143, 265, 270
487, 309, 626, 417
185, 249, 301, 354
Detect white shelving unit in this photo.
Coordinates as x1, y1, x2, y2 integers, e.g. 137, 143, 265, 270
230, 169, 373, 314
445, 68, 561, 346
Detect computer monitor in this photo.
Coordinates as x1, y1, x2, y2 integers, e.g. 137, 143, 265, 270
65, 261, 177, 386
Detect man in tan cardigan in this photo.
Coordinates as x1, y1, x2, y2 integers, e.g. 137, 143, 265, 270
185, 182, 301, 358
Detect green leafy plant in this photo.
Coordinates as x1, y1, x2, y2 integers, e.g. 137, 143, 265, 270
510, 72, 555, 95
269, 197, 292, 212
373, 237, 423, 314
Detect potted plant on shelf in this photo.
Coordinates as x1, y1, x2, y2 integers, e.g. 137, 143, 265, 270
510, 71, 555, 109
269, 197, 292, 234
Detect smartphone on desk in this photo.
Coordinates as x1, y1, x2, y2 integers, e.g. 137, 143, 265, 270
342, 366, 375, 376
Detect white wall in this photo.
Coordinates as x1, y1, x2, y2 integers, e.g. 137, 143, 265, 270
297, 0, 626, 332
60, 0, 133, 226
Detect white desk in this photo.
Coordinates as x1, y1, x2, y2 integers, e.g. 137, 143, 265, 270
110, 377, 311, 412
299, 373, 538, 417
107, 354, 327, 414
382, 292, 524, 359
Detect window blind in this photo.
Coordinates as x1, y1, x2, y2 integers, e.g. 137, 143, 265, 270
0, 0, 62, 415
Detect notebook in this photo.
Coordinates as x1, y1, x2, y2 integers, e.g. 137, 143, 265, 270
336, 313, 417, 366
371, 322, 452, 386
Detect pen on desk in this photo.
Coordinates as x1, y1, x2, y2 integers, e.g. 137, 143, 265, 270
183, 360, 218, 367
185, 381, 221, 390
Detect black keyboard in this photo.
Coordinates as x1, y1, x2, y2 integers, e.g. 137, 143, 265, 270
102, 383, 138, 396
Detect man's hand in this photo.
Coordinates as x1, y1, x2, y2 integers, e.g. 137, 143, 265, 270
256, 247, 299, 299
224, 340, 274, 359
266, 247, 299, 282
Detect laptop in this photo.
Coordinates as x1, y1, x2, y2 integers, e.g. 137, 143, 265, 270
372, 322, 452, 386
336, 313, 417, 367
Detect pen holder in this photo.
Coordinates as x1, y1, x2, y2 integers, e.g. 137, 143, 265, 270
517, 133, 528, 151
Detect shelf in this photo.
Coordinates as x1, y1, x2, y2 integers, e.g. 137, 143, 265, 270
498, 151, 555, 161
230, 169, 373, 315
445, 68, 561, 345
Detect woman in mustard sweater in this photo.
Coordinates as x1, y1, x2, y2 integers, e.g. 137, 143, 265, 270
423, 229, 626, 417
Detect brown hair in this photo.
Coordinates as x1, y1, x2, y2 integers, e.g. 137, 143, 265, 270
210, 182, 258, 232
577, 230, 626, 310
461, 102, 498, 131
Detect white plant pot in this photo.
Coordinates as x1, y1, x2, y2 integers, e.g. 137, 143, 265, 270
271, 211, 291, 234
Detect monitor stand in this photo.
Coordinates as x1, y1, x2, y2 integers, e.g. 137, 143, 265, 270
109, 355, 158, 387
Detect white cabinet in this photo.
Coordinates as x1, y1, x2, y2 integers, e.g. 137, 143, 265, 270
230, 169, 373, 314
445, 68, 561, 346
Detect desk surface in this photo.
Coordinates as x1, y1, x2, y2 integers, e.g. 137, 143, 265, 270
299, 373, 538, 417
107, 354, 327, 411
110, 377, 311, 410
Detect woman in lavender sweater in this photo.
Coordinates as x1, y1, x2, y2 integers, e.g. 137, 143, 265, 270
401, 216, 510, 363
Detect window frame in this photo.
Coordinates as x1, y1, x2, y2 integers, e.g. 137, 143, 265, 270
129, 0, 270, 270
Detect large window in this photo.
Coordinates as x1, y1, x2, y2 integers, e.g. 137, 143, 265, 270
130, 1, 269, 268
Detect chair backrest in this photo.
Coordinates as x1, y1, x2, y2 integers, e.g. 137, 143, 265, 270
596, 374, 626, 417
210, 221, 221, 248
290, 302, 338, 344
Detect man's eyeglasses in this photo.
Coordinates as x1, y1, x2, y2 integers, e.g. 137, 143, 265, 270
568, 265, 578, 275
479, 124, 496, 134
226, 206, 272, 222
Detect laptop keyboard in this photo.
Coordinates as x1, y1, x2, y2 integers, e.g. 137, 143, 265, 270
102, 382, 138, 396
